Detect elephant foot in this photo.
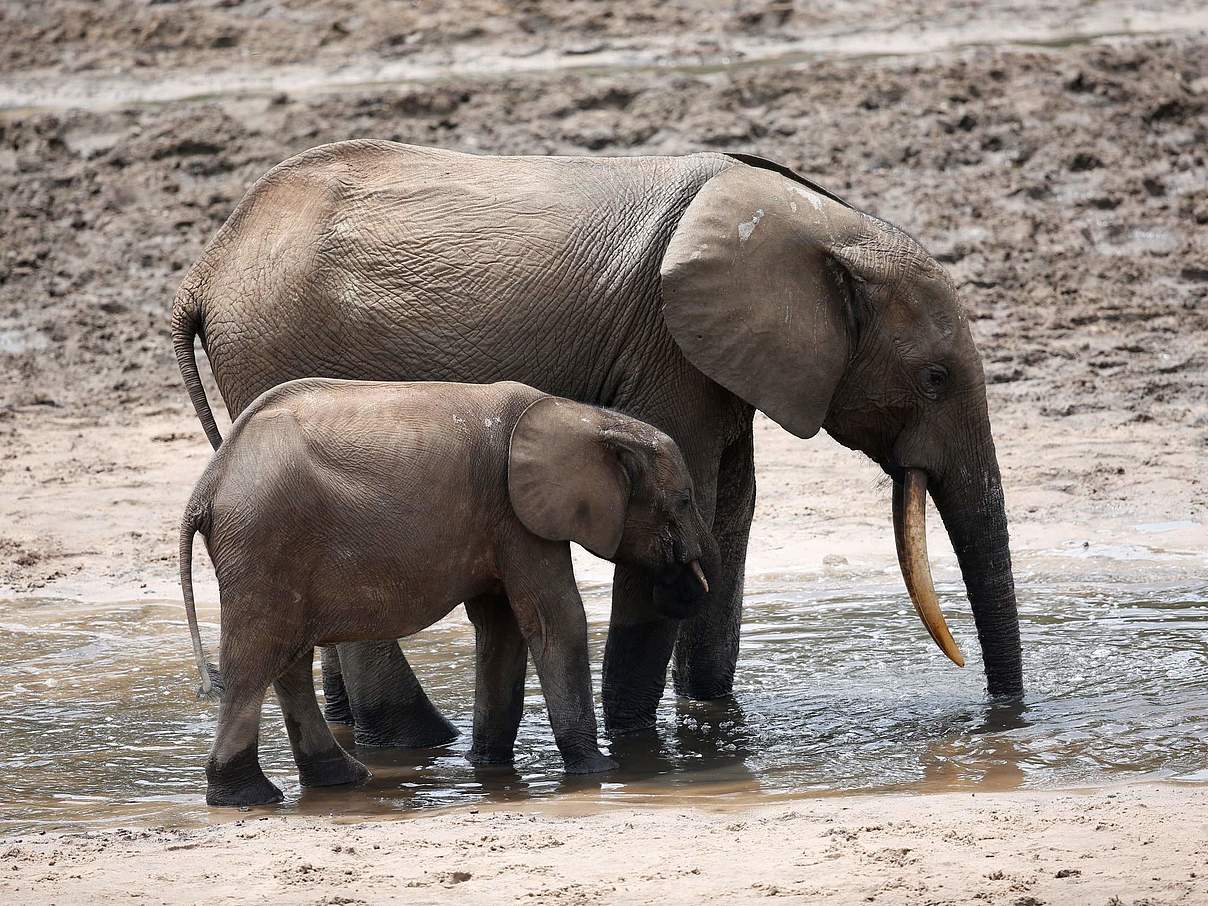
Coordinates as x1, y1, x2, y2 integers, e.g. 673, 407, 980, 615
562, 750, 619, 775
671, 660, 736, 703
206, 749, 283, 808
466, 745, 515, 767
602, 706, 659, 736
352, 705, 459, 749
298, 749, 371, 789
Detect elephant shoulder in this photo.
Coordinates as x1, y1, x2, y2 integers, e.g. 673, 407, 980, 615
717, 152, 855, 209
490, 380, 547, 408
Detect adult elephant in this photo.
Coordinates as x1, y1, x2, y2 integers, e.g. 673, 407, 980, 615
172, 142, 1022, 743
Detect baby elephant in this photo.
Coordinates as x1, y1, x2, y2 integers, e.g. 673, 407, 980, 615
180, 378, 713, 806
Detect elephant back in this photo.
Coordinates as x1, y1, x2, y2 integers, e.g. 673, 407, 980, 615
183, 141, 731, 417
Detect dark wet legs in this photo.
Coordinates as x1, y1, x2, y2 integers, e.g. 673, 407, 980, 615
601, 432, 754, 731
275, 649, 369, 789
205, 624, 286, 807
206, 685, 280, 807
601, 567, 680, 735
206, 630, 369, 807
319, 645, 353, 724
673, 431, 754, 700
326, 640, 458, 748
465, 593, 528, 766
504, 555, 616, 774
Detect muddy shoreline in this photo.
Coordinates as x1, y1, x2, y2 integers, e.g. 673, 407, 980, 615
3, 22, 1206, 594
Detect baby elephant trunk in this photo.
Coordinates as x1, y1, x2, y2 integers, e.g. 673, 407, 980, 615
652, 558, 710, 619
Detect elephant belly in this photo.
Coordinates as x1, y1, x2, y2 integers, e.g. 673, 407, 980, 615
305, 558, 499, 647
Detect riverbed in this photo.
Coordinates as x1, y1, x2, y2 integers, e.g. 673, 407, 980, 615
4, 570, 1204, 834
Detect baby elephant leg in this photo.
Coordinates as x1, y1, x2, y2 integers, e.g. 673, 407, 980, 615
505, 552, 616, 775
207, 689, 279, 807
334, 640, 459, 748
465, 593, 528, 766
275, 649, 370, 789
206, 622, 289, 807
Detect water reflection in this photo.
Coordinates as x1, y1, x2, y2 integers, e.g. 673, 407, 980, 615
0, 579, 1205, 832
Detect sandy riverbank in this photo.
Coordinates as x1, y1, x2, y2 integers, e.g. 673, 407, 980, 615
2, 785, 1205, 904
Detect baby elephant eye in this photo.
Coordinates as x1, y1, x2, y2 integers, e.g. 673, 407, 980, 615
919, 365, 949, 397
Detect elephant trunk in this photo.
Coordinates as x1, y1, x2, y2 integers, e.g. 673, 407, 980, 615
929, 455, 1023, 697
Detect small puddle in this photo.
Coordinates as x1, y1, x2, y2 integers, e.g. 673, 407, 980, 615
1, 579, 1205, 833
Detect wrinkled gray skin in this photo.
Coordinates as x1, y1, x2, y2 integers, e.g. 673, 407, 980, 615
174, 143, 1023, 741
179, 379, 713, 806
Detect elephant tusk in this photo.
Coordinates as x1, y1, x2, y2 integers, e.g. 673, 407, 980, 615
689, 560, 709, 594
892, 469, 965, 667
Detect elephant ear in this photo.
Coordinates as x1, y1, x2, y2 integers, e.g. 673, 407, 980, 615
660, 163, 869, 439
508, 396, 631, 559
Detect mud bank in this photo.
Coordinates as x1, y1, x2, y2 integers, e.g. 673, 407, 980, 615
2, 26, 1206, 593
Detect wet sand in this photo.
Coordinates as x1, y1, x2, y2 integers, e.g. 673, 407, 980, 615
1, 0, 1207, 902
3, 786, 1206, 904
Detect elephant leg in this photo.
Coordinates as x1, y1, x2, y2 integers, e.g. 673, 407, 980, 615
274, 648, 370, 788
673, 429, 755, 700
465, 593, 528, 766
319, 646, 353, 724
601, 566, 680, 735
503, 549, 615, 774
335, 639, 459, 748
205, 608, 290, 807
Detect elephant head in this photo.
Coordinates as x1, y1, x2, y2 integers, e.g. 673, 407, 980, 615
508, 396, 715, 619
660, 159, 1022, 697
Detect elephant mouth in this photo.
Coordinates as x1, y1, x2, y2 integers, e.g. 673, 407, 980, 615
652, 559, 710, 619
892, 468, 965, 667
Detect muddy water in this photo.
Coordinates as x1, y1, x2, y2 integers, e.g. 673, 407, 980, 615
1, 578, 1205, 833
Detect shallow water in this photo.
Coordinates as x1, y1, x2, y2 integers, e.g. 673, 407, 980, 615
1, 577, 1206, 833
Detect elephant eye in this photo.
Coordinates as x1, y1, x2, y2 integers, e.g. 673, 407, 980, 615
919, 365, 949, 398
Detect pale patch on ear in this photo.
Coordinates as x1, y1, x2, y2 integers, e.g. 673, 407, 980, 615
738, 209, 764, 242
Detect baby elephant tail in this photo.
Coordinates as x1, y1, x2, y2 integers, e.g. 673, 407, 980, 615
180, 511, 222, 701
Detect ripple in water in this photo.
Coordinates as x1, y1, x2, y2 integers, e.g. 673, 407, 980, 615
0, 579, 1205, 832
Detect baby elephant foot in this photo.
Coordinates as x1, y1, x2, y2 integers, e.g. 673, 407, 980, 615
561, 750, 619, 775
297, 748, 371, 789
206, 750, 284, 808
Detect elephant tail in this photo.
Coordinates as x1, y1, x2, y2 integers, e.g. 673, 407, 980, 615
180, 509, 221, 701
172, 288, 223, 450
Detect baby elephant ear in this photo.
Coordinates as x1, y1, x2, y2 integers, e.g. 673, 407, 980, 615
660, 163, 868, 439
508, 397, 630, 559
